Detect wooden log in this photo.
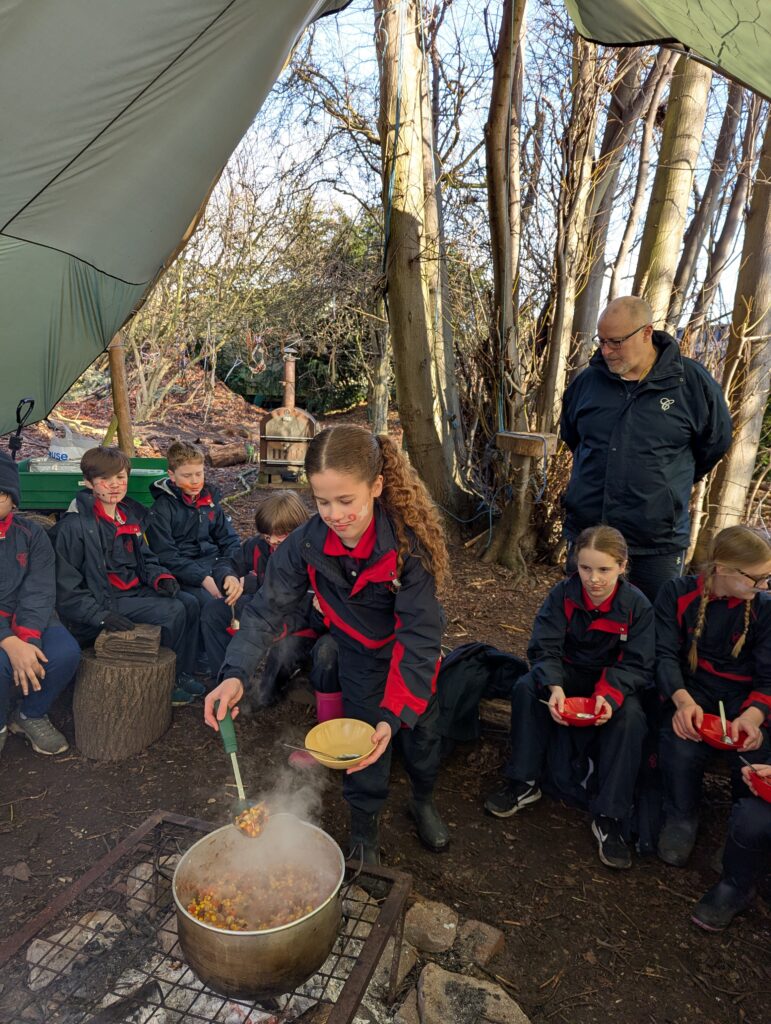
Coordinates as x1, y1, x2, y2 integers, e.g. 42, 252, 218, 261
93, 623, 161, 662
495, 432, 558, 458
479, 698, 512, 730
73, 646, 176, 762
204, 442, 248, 468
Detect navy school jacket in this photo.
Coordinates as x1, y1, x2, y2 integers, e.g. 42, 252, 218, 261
220, 503, 442, 732
52, 490, 175, 632
0, 513, 57, 648
560, 331, 732, 554
146, 478, 241, 587
654, 575, 771, 719
527, 574, 655, 710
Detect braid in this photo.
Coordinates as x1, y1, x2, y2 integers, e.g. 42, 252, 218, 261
376, 436, 449, 591
688, 572, 713, 673
731, 599, 752, 659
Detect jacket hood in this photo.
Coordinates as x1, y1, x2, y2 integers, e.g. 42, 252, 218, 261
150, 476, 223, 504
589, 330, 684, 384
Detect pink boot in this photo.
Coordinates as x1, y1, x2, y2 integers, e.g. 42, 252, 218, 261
288, 691, 345, 768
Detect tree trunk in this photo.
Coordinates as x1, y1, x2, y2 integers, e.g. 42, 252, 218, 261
107, 333, 135, 456
609, 55, 677, 300
703, 110, 771, 537
633, 56, 712, 324
373, 0, 465, 512
666, 82, 743, 330
571, 49, 675, 374
73, 646, 176, 761
366, 296, 390, 435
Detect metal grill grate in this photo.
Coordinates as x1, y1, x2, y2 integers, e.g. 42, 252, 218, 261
0, 812, 410, 1024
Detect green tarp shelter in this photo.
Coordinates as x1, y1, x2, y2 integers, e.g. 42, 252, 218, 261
0, 0, 348, 435
566, 0, 771, 100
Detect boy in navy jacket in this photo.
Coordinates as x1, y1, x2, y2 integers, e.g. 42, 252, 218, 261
0, 453, 80, 757
52, 447, 201, 706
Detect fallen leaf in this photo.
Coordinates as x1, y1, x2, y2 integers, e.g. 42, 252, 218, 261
3, 861, 31, 882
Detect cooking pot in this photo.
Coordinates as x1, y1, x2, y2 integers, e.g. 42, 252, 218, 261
172, 813, 345, 1000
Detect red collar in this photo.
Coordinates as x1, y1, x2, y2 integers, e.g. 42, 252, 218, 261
582, 581, 618, 613
323, 516, 376, 559
182, 489, 213, 508
0, 512, 13, 539
94, 499, 127, 526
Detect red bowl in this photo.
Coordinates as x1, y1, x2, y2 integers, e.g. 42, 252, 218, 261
559, 696, 599, 727
697, 714, 748, 751
746, 771, 771, 803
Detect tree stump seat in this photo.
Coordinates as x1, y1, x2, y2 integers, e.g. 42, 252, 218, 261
73, 632, 176, 761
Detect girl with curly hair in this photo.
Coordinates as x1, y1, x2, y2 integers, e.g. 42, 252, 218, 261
205, 425, 450, 863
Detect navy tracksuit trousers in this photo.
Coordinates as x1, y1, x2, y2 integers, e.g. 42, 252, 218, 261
0, 626, 81, 726
337, 635, 441, 816
505, 668, 647, 820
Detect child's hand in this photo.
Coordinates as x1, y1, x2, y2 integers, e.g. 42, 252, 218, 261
204, 677, 244, 730
222, 576, 243, 607
743, 763, 771, 795
593, 695, 613, 725
0, 636, 47, 695
202, 575, 223, 600
346, 721, 392, 774
672, 696, 703, 741
547, 686, 567, 725
733, 708, 765, 751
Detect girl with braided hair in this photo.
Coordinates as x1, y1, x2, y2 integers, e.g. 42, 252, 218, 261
205, 425, 449, 863
655, 525, 771, 869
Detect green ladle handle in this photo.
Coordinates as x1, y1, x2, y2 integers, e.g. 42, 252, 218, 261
214, 700, 237, 756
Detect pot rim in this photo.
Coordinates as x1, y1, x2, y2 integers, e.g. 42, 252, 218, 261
172, 815, 345, 937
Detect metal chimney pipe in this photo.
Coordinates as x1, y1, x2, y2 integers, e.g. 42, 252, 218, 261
283, 354, 296, 411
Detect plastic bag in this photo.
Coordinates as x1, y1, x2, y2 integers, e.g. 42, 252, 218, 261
48, 424, 95, 463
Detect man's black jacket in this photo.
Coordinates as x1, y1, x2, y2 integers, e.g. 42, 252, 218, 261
560, 331, 732, 553
145, 478, 241, 587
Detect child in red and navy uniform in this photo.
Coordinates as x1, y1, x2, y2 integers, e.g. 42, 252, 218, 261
484, 526, 654, 870
205, 425, 449, 864
52, 447, 200, 706
146, 441, 243, 638
203, 490, 338, 711
655, 525, 771, 868
0, 453, 80, 758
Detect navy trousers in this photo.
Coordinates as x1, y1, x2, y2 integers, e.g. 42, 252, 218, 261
0, 625, 81, 725
505, 669, 648, 821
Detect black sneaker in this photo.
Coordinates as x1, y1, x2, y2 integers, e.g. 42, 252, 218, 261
592, 816, 632, 869
484, 780, 541, 818
691, 880, 754, 931
657, 817, 698, 867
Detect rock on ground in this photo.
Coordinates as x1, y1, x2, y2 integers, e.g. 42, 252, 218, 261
394, 987, 420, 1024
367, 937, 418, 1001
417, 963, 530, 1024
403, 900, 458, 954
455, 919, 505, 967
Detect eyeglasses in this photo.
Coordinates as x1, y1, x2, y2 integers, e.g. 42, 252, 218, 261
592, 324, 650, 349
731, 566, 771, 588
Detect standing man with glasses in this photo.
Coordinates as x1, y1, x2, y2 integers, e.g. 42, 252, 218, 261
560, 295, 732, 602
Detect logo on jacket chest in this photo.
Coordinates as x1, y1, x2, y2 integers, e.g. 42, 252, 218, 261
660, 397, 675, 411
16, 551, 28, 569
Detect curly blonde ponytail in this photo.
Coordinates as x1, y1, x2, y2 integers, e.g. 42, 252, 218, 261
305, 425, 449, 590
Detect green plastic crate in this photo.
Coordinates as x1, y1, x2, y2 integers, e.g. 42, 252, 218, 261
17, 457, 167, 512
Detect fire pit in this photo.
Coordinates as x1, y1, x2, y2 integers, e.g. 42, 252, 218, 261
0, 811, 411, 1024
259, 351, 317, 485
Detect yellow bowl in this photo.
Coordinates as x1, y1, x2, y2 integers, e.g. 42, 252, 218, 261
304, 718, 376, 770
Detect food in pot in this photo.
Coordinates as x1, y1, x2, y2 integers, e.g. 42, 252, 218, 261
234, 802, 269, 838
187, 868, 326, 931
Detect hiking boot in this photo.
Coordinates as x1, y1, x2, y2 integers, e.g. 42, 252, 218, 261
484, 780, 541, 818
691, 880, 754, 932
177, 673, 206, 697
408, 796, 450, 853
592, 816, 632, 870
349, 809, 380, 866
171, 687, 196, 707
658, 817, 698, 867
0, 726, 7, 758
8, 711, 69, 755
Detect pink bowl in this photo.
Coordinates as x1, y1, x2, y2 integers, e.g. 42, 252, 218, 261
559, 696, 598, 728
697, 713, 748, 751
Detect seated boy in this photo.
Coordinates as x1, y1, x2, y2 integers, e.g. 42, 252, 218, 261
145, 441, 243, 622
51, 446, 201, 706
0, 453, 81, 758
203, 490, 338, 710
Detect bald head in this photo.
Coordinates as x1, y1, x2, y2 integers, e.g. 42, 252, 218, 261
596, 295, 656, 379
599, 296, 653, 327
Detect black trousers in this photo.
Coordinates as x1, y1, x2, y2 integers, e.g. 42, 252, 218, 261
337, 636, 442, 816
69, 588, 199, 676
566, 544, 684, 603
722, 795, 771, 893
659, 687, 770, 820
505, 669, 647, 821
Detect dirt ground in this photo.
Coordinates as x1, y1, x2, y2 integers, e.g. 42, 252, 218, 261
1, 402, 769, 1024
